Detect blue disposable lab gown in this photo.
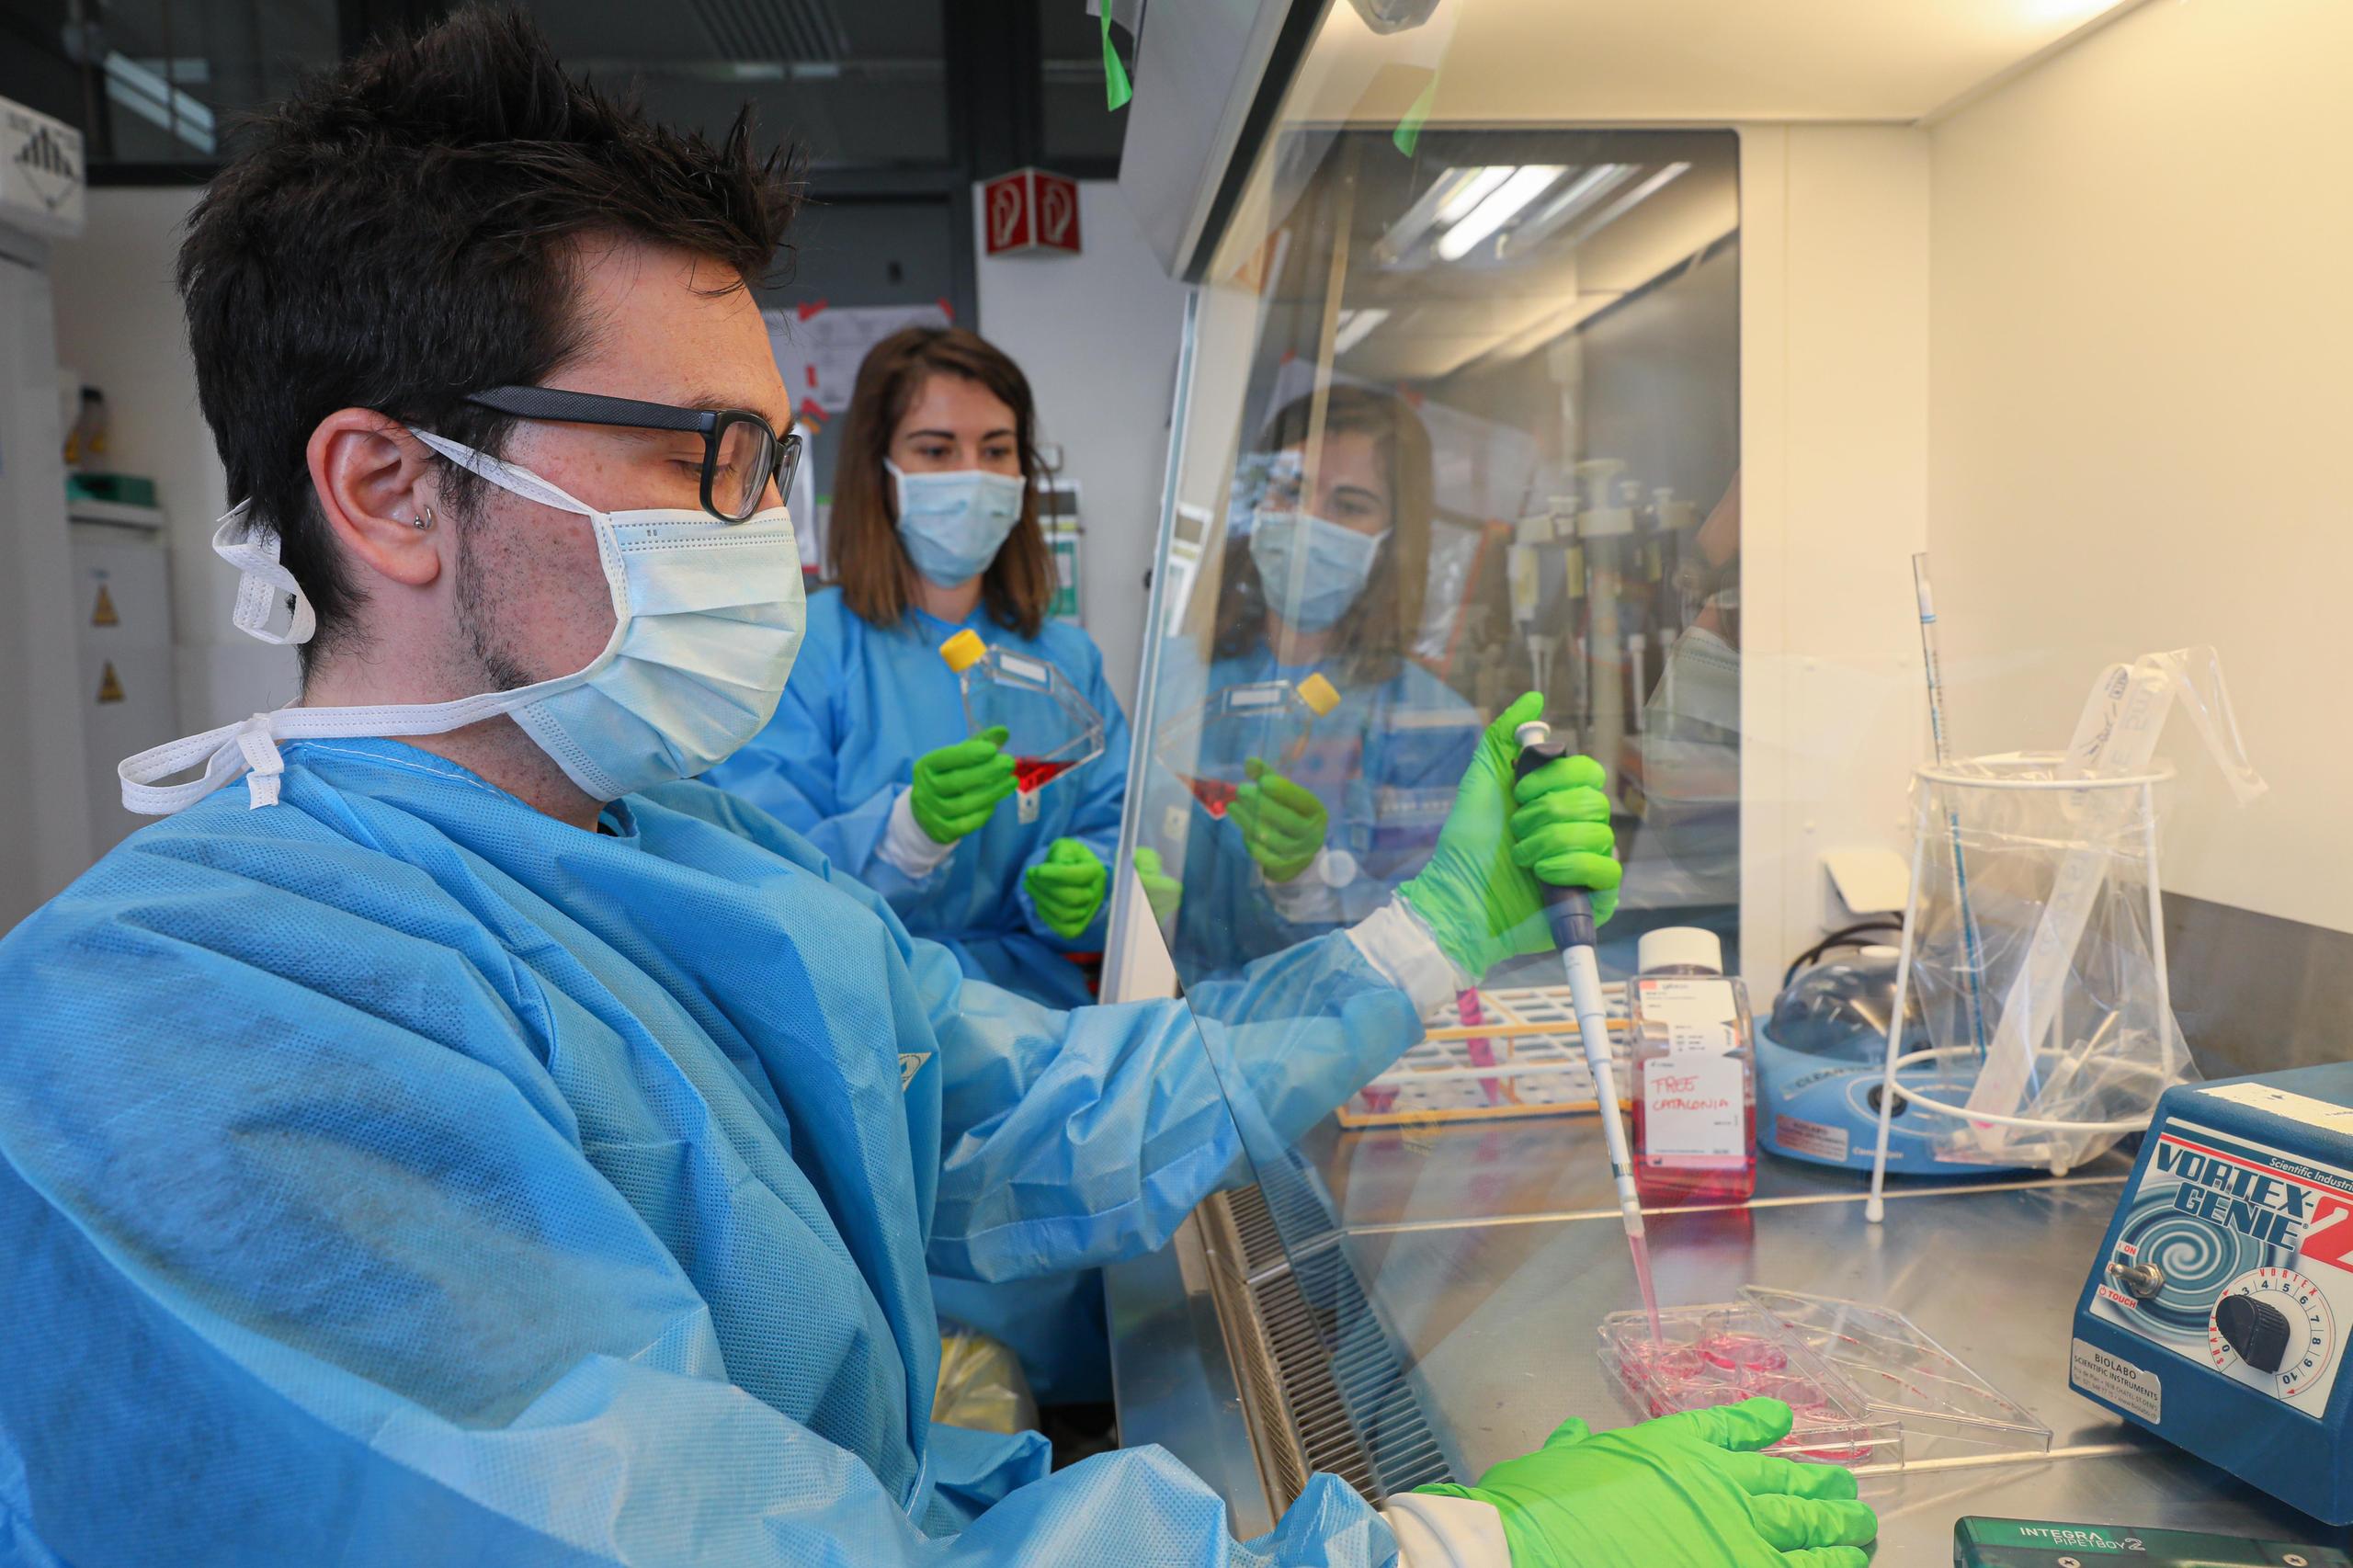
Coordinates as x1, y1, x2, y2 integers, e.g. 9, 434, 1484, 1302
1147, 637, 1482, 983
705, 590, 1133, 1400
0, 738, 1419, 1566
707, 589, 1130, 1013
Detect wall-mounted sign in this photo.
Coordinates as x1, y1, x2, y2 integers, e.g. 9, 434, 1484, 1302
982, 167, 1081, 257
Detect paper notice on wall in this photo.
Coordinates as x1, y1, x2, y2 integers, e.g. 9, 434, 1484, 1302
764, 301, 954, 419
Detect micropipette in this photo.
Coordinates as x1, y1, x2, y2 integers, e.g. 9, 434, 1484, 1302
1514, 717, 1662, 1341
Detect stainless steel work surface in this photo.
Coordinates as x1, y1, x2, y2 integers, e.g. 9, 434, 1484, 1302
1296, 1111, 2130, 1233
1116, 1114, 2353, 1558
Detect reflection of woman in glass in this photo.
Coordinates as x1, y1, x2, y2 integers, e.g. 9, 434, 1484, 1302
1147, 385, 1482, 978
1635, 472, 1740, 908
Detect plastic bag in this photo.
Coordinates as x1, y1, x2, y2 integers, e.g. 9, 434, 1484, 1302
931, 1327, 1039, 1436
1904, 755, 2186, 1172
1900, 647, 2265, 1173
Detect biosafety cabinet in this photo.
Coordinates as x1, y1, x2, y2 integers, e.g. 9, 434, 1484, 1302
1097, 0, 2353, 1555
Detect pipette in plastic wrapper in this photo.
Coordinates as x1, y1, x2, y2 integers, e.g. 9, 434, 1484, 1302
1514, 717, 1662, 1342
1912, 553, 1995, 1066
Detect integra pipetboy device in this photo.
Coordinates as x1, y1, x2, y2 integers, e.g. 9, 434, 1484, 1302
2073, 1064, 2353, 1523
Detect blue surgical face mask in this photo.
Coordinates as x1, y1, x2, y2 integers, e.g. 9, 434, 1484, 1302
1248, 509, 1388, 633
888, 460, 1026, 588
120, 431, 807, 813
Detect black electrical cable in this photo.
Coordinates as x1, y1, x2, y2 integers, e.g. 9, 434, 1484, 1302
1782, 918, 1906, 991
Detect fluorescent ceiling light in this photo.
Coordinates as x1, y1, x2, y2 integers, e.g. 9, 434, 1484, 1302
1495, 164, 1637, 259
1332, 308, 1390, 355
1433, 165, 1512, 226
1373, 166, 1508, 267
1564, 162, 1691, 248
104, 51, 216, 155
1437, 165, 1568, 261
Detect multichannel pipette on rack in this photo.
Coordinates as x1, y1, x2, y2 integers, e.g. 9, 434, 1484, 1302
1514, 716, 1661, 1341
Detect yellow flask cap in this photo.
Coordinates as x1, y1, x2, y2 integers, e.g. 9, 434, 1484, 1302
938, 629, 987, 674
1296, 672, 1340, 717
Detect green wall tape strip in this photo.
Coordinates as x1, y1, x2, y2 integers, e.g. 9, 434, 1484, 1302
1103, 6, 1133, 110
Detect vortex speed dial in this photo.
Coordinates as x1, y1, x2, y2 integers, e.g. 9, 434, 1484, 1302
2209, 1267, 2336, 1396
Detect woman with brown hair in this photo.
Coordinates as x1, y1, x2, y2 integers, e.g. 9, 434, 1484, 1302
1144, 383, 1483, 978
706, 328, 1131, 1408
707, 325, 1130, 1014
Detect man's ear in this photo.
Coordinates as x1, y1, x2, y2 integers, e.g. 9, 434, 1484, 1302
307, 410, 446, 588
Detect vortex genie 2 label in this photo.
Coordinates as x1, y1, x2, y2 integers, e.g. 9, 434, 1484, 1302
2074, 1065, 2353, 1522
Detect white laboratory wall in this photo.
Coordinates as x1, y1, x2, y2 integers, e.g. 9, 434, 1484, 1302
49, 187, 298, 741
1925, 0, 2353, 933
1735, 124, 1933, 998
973, 179, 1192, 712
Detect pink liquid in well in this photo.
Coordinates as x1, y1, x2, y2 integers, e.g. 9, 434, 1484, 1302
1014, 756, 1074, 792
1458, 988, 1503, 1103
1699, 1335, 1788, 1374
1180, 775, 1239, 818
1631, 1096, 1758, 1207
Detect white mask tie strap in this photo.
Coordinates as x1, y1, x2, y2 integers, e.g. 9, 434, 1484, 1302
211, 504, 317, 646
234, 715, 288, 808
409, 426, 598, 517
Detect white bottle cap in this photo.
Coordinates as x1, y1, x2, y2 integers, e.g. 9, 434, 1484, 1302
1638, 926, 1722, 974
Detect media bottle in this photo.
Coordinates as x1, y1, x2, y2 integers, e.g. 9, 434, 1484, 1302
1626, 926, 1757, 1204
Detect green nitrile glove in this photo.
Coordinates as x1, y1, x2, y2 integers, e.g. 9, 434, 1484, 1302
1229, 757, 1328, 883
1398, 691, 1620, 982
1024, 837, 1108, 940
1417, 1398, 1877, 1568
1133, 846, 1183, 924
910, 725, 1016, 845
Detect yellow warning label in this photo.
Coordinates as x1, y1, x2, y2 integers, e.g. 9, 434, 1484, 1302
91, 584, 119, 626
96, 662, 125, 704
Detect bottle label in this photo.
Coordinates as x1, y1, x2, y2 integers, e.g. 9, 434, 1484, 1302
1637, 976, 1736, 1022
1665, 1019, 1737, 1056
1643, 1053, 1745, 1158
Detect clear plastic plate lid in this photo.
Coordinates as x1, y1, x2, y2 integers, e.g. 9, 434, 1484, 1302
1737, 1286, 2052, 1463
1597, 1303, 1904, 1469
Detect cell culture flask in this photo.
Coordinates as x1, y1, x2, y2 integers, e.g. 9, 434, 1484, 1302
938, 629, 1106, 823
1153, 673, 1340, 822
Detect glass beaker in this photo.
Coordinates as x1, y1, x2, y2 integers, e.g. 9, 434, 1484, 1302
938, 630, 1106, 824
1152, 673, 1341, 822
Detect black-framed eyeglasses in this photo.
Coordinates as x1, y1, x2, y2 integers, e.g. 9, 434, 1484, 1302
465, 385, 801, 523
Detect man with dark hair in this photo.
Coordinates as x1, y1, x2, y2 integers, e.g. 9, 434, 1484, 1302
0, 11, 1870, 1566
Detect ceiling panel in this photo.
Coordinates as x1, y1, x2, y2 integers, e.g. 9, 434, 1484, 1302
1287, 0, 2151, 128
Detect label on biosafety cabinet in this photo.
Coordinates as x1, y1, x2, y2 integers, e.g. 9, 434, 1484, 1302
2070, 1338, 2161, 1422
2088, 1118, 2353, 1415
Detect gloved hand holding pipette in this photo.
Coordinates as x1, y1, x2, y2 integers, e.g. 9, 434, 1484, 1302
1399, 690, 1663, 1342
1398, 691, 1620, 982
